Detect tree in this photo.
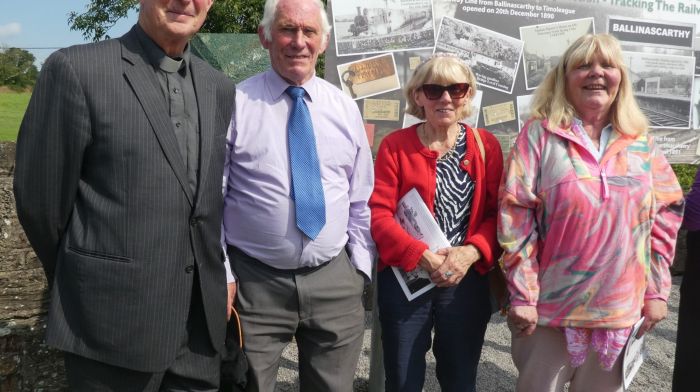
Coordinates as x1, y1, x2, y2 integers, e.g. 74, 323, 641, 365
68, 0, 265, 41
0, 47, 39, 90
68, 0, 139, 42
201, 0, 265, 35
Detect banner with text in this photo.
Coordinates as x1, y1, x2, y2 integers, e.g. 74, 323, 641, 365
325, 0, 700, 163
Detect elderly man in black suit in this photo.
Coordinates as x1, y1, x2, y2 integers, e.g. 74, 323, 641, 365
13, 0, 235, 390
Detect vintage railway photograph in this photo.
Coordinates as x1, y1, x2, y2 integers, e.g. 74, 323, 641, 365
520, 18, 594, 90
331, 0, 435, 56
623, 51, 695, 129
434, 17, 523, 94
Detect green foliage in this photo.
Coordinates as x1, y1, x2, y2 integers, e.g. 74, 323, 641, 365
0, 48, 38, 90
0, 91, 31, 141
671, 164, 698, 193
316, 54, 325, 78
69, 0, 139, 41
202, 0, 265, 34
69, 0, 266, 41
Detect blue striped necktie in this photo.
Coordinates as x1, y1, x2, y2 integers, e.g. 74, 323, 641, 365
285, 86, 326, 240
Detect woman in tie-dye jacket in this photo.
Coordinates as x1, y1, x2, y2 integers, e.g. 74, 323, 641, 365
498, 34, 684, 392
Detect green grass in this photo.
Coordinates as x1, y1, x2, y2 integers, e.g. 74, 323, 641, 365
0, 91, 31, 141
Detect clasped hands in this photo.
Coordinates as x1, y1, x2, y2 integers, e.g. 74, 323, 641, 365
418, 245, 481, 287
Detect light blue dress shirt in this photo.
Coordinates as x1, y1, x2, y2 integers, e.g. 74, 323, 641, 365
222, 69, 376, 281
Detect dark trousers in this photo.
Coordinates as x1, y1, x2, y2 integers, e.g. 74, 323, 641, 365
673, 230, 700, 392
377, 267, 491, 392
64, 273, 220, 392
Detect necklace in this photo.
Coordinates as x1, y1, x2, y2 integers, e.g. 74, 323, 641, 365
437, 140, 458, 161
439, 126, 465, 162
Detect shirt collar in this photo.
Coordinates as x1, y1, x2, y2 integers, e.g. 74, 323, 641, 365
572, 117, 613, 154
134, 23, 190, 74
266, 69, 319, 102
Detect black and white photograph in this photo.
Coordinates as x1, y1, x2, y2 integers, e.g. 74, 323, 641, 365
431, 0, 459, 31
435, 17, 523, 94
607, 15, 695, 57
325, 0, 700, 163
693, 76, 700, 130
520, 18, 594, 90
695, 36, 700, 75
622, 51, 695, 129
516, 94, 534, 131
336, 53, 401, 100
331, 0, 435, 57
647, 129, 699, 164
392, 266, 435, 301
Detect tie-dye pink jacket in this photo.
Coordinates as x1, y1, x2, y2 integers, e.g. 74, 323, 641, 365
498, 119, 684, 328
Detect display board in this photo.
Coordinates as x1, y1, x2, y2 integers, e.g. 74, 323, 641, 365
324, 0, 700, 163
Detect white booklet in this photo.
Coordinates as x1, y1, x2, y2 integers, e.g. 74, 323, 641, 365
623, 317, 647, 390
392, 188, 451, 301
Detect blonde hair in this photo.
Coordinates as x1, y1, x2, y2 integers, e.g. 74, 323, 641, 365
404, 55, 477, 120
530, 33, 647, 136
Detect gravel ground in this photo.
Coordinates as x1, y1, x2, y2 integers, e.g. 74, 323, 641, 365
273, 276, 681, 391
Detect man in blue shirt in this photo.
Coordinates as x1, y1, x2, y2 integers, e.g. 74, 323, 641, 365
221, 0, 375, 390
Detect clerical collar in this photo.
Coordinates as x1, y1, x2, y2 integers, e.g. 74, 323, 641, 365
134, 23, 191, 73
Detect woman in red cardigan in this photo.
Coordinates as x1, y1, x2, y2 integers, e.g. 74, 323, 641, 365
369, 55, 503, 391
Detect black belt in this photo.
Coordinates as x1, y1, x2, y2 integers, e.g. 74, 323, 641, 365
226, 245, 337, 275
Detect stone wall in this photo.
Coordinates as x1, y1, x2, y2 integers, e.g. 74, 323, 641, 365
0, 142, 67, 391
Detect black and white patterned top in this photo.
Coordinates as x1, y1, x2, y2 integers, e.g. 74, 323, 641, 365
434, 124, 475, 247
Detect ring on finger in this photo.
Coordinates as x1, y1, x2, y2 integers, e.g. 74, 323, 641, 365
444, 271, 454, 278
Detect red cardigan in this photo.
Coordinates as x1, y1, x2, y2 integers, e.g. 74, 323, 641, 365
369, 123, 503, 275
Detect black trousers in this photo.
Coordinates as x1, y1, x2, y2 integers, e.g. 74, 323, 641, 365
64, 272, 220, 392
673, 230, 700, 392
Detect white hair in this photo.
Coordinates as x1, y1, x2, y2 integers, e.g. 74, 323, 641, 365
259, 0, 332, 46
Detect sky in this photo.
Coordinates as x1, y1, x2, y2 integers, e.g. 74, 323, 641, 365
0, 1, 139, 68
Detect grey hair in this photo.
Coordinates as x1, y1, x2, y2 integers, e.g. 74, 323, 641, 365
259, 0, 332, 46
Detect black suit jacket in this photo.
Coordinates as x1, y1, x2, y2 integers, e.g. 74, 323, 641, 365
13, 26, 235, 372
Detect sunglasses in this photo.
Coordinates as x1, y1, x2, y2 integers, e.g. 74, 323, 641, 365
420, 83, 470, 100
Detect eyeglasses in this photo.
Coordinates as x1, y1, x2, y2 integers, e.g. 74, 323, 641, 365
420, 83, 470, 100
